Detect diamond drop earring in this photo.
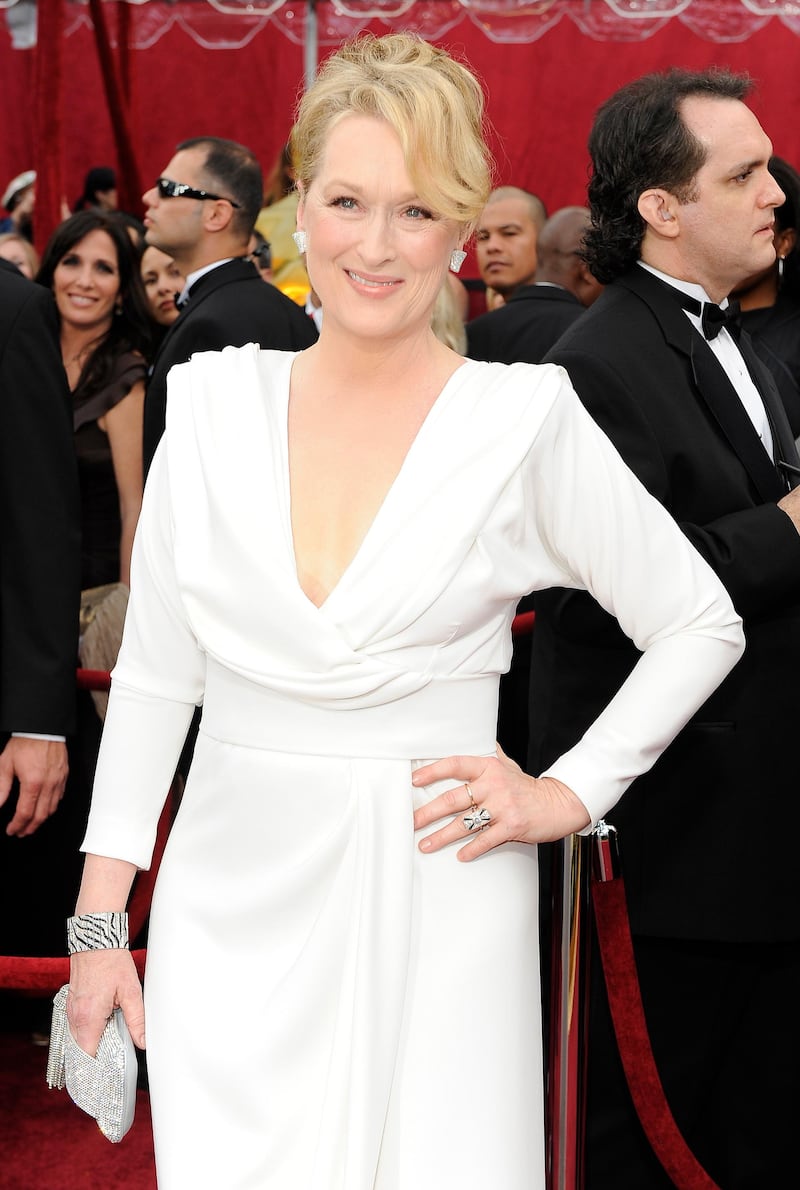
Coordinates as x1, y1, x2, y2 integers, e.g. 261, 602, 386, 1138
449, 249, 467, 274
292, 230, 308, 254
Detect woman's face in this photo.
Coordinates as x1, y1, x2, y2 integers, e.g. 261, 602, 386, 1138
141, 244, 185, 326
0, 238, 34, 279
52, 229, 121, 334
297, 114, 459, 345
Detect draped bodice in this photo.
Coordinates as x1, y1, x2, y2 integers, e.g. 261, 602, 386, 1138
146, 347, 570, 756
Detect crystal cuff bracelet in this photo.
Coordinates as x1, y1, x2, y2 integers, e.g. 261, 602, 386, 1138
67, 912, 129, 955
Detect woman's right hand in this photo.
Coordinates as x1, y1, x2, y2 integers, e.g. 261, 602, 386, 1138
67, 948, 146, 1054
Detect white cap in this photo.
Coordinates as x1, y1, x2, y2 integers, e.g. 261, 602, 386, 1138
2, 169, 36, 210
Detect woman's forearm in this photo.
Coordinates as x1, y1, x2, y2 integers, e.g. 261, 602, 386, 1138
74, 853, 139, 915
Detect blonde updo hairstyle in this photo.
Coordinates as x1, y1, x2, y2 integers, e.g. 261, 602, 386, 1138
291, 33, 493, 238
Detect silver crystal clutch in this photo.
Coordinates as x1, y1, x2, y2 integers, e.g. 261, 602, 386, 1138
46, 984, 137, 1142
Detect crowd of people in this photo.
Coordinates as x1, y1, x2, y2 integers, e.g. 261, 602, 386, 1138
1, 31, 799, 1190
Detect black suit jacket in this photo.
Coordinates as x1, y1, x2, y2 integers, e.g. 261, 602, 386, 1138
467, 284, 585, 364
144, 258, 318, 471
0, 260, 80, 738
533, 265, 800, 943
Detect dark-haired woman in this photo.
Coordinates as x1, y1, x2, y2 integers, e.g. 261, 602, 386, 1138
736, 155, 800, 438
38, 211, 151, 587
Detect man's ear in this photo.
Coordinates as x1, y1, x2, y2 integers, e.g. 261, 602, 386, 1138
203, 199, 235, 234
638, 189, 680, 237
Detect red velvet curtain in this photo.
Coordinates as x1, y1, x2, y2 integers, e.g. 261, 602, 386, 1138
7, 6, 800, 260
33, 0, 65, 254
88, 0, 143, 216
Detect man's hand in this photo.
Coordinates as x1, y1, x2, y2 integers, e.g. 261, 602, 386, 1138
0, 737, 68, 837
778, 485, 800, 532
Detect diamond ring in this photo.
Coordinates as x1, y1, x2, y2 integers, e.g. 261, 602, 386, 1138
463, 806, 491, 832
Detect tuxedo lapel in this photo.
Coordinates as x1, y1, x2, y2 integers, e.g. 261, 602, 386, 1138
736, 330, 800, 485
622, 269, 788, 503
688, 337, 787, 502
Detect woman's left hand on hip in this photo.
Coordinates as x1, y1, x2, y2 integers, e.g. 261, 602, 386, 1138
412, 746, 591, 861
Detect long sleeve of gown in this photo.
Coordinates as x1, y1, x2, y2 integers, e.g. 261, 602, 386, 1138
81, 443, 206, 869
524, 372, 745, 826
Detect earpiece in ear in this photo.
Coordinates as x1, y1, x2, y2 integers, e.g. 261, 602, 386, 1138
660, 210, 673, 222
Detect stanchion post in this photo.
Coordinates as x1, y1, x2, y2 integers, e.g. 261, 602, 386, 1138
545, 821, 619, 1189
545, 831, 591, 1190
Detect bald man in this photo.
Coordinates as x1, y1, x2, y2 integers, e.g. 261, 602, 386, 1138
474, 186, 547, 304
467, 206, 601, 366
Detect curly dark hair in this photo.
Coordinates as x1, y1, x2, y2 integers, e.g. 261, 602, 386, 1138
36, 210, 153, 402
583, 69, 752, 284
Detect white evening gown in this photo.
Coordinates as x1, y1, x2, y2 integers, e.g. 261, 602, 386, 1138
82, 347, 742, 1189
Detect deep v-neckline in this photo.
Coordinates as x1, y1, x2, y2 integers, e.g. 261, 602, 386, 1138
283, 358, 471, 611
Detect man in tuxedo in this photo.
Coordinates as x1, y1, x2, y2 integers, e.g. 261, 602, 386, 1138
142, 136, 317, 472
0, 260, 80, 839
468, 206, 601, 365
532, 71, 800, 1188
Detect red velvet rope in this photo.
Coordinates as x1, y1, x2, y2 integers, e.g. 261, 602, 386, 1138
76, 668, 112, 692
591, 876, 721, 1190
512, 609, 534, 637
0, 949, 146, 992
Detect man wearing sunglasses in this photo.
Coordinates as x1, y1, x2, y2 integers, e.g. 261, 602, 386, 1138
142, 136, 317, 473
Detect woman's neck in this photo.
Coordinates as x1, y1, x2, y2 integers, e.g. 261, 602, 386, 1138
60, 322, 111, 392
303, 325, 459, 398
60, 322, 109, 366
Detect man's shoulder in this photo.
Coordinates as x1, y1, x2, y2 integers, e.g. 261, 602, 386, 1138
159, 266, 315, 361
547, 276, 665, 359
0, 262, 50, 320
0, 266, 59, 354
510, 284, 580, 307
468, 286, 577, 335
468, 287, 588, 364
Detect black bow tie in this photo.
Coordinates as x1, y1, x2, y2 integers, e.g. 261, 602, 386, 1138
174, 291, 190, 310
677, 292, 741, 342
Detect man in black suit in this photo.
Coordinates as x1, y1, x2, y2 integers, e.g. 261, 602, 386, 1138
532, 71, 800, 1188
0, 260, 80, 839
142, 137, 317, 472
468, 206, 601, 365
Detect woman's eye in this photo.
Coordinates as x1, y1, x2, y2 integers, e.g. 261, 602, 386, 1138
61, 254, 80, 267
402, 204, 433, 221
332, 196, 358, 210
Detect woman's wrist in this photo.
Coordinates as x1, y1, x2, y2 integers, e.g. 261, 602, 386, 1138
66, 911, 129, 955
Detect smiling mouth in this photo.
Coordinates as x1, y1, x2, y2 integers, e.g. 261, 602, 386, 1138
347, 270, 397, 288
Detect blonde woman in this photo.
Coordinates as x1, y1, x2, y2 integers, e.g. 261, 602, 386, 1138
67, 35, 743, 1188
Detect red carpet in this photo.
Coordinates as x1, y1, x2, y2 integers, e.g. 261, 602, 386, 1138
0, 999, 156, 1190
